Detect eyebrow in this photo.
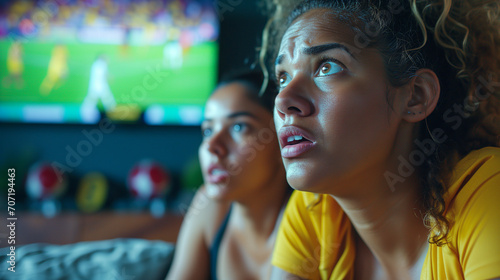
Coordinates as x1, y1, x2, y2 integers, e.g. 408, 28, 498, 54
275, 43, 356, 66
203, 111, 258, 122
275, 54, 285, 66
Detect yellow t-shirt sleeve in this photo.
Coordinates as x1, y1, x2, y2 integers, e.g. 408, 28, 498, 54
272, 191, 323, 279
456, 170, 500, 279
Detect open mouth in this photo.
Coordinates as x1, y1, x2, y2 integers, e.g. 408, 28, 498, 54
210, 168, 227, 176
285, 135, 312, 146
206, 164, 230, 184
278, 126, 316, 158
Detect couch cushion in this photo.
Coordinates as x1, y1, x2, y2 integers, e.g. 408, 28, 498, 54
0, 238, 174, 280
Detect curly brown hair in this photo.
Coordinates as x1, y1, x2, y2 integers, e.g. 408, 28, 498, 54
259, 0, 500, 246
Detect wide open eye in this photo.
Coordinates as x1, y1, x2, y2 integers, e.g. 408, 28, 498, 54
202, 127, 212, 138
317, 61, 343, 77
232, 123, 247, 133
278, 72, 292, 88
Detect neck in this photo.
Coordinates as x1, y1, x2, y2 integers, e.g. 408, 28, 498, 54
233, 177, 289, 241
336, 177, 427, 270
331, 126, 430, 278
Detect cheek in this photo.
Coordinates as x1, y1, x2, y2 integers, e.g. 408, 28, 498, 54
235, 135, 278, 170
259, 139, 281, 164
198, 144, 209, 170
229, 138, 253, 167
274, 108, 283, 125
320, 82, 391, 141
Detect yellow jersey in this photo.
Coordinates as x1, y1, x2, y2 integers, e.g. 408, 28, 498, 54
272, 147, 500, 279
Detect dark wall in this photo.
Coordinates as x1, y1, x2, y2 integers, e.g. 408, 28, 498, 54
0, 1, 269, 201
0, 122, 203, 186
217, 1, 268, 78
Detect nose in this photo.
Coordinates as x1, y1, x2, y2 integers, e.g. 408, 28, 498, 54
205, 130, 228, 158
275, 77, 315, 121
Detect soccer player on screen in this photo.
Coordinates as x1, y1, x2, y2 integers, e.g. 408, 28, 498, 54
163, 40, 183, 69
40, 44, 69, 95
2, 40, 25, 89
81, 54, 117, 116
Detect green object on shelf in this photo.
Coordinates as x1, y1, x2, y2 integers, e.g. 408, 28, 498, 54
181, 157, 203, 191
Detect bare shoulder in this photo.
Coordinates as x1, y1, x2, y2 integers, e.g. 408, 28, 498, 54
183, 185, 231, 243
165, 186, 230, 280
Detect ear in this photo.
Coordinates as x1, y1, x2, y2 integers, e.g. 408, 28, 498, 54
401, 69, 440, 123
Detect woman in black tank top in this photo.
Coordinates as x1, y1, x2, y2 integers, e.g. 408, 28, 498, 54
166, 70, 291, 280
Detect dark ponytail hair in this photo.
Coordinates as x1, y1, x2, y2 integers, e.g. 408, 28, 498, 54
217, 70, 277, 113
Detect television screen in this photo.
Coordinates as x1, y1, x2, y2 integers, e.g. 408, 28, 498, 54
0, 0, 219, 125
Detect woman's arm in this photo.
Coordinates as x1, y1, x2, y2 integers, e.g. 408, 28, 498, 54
165, 186, 229, 280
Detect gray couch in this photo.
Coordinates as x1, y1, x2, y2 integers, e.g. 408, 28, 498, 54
0, 238, 174, 280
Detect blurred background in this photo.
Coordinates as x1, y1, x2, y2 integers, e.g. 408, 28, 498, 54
0, 0, 269, 244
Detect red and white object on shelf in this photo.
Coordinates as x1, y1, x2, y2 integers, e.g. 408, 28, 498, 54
26, 162, 66, 200
128, 160, 170, 200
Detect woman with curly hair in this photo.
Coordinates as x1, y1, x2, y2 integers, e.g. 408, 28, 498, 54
259, 0, 500, 279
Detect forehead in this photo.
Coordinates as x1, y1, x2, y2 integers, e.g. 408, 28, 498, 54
279, 9, 359, 56
204, 83, 270, 119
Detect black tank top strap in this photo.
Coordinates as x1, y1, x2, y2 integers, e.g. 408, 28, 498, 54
209, 205, 232, 280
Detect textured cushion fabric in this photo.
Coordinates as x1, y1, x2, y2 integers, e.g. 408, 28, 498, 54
0, 238, 174, 280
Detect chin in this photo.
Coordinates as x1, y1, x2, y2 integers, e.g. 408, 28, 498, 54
285, 162, 333, 194
285, 168, 315, 192
205, 183, 229, 201
287, 178, 324, 194
205, 184, 223, 200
